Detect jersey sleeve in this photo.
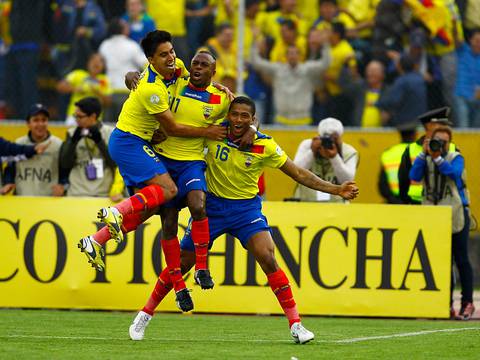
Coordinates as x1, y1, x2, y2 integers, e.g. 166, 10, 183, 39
66, 70, 82, 87
138, 83, 170, 115
263, 138, 288, 169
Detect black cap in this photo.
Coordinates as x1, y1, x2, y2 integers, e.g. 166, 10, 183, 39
26, 103, 50, 120
417, 106, 452, 126
396, 121, 418, 132
74, 97, 102, 118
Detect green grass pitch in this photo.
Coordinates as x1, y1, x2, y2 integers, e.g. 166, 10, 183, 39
0, 309, 479, 359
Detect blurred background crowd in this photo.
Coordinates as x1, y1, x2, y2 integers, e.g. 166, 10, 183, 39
0, 0, 479, 128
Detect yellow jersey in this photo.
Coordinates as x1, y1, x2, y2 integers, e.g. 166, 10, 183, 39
361, 89, 381, 127
154, 77, 230, 161
65, 70, 111, 117
325, 39, 356, 96
116, 58, 188, 141
205, 133, 288, 199
146, 0, 186, 36
260, 10, 308, 39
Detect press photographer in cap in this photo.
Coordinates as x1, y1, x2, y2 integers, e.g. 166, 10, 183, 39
59, 97, 117, 197
398, 107, 456, 204
293, 117, 358, 202
409, 125, 475, 320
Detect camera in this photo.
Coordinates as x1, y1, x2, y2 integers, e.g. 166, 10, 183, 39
320, 136, 335, 150
429, 139, 445, 152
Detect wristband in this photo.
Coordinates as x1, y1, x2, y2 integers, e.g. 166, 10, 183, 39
249, 125, 257, 132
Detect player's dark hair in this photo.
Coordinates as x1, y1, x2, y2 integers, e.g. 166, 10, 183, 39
196, 50, 217, 61
229, 96, 256, 116
320, 0, 338, 5
141, 30, 172, 58
331, 22, 345, 39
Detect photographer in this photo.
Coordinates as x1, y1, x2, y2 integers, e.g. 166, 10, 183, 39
59, 97, 117, 197
293, 117, 358, 202
409, 126, 475, 320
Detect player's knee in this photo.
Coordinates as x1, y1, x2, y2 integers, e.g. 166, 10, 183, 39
257, 252, 278, 274
189, 204, 206, 220
163, 183, 178, 201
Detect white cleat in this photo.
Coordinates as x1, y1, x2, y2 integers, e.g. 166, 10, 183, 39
129, 311, 152, 341
290, 322, 314, 344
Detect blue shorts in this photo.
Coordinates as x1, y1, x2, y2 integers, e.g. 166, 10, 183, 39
109, 128, 167, 189
181, 193, 270, 250
157, 155, 207, 209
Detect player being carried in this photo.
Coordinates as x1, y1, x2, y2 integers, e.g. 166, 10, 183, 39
128, 96, 359, 343
78, 30, 231, 312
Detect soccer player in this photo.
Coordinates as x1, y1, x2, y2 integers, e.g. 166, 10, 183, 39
78, 30, 226, 312
129, 96, 359, 343
152, 50, 234, 290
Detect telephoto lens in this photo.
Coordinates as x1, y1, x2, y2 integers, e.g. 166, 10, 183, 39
429, 139, 444, 152
320, 136, 334, 150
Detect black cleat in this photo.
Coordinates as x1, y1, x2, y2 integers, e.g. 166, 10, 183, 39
175, 288, 194, 312
194, 269, 215, 290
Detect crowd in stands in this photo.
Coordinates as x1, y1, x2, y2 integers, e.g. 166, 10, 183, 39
0, 0, 479, 128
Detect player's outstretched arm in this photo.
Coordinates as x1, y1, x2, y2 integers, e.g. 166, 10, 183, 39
155, 110, 227, 140
280, 158, 359, 200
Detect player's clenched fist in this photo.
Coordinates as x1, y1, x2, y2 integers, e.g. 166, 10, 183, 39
204, 125, 227, 141
337, 181, 359, 200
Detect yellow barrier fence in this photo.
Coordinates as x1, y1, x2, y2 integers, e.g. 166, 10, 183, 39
0, 197, 451, 318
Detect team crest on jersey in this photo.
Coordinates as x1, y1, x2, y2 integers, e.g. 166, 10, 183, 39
150, 94, 160, 104
203, 105, 214, 119
245, 155, 253, 167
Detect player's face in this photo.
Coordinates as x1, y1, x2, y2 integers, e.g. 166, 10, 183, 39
149, 42, 176, 76
27, 113, 49, 141
87, 54, 105, 76
228, 103, 254, 138
190, 53, 215, 88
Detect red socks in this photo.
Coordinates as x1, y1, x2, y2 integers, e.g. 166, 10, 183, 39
92, 212, 144, 245
142, 268, 173, 316
115, 184, 165, 216
161, 237, 186, 292
191, 218, 210, 271
267, 269, 300, 327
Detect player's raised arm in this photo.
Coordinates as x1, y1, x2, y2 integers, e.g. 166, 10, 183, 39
280, 158, 359, 200
155, 110, 227, 140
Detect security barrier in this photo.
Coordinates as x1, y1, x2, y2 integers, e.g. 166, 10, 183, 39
0, 197, 451, 318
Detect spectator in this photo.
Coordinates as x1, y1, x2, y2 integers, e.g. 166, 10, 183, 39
96, 0, 126, 21
311, 0, 356, 36
1, 104, 66, 196
464, 0, 480, 39
261, 0, 308, 40
251, 32, 331, 126
293, 117, 358, 202
345, 60, 387, 127
376, 54, 427, 128
57, 52, 112, 125
185, 0, 212, 54
59, 97, 116, 197
51, 0, 107, 78
323, 22, 357, 126
409, 125, 475, 320
398, 107, 454, 205
121, 0, 156, 44
269, 19, 307, 63
201, 23, 237, 92
407, 0, 463, 124
5, 0, 53, 119
145, 0, 190, 62
453, 29, 480, 128
378, 122, 417, 204
99, 18, 146, 123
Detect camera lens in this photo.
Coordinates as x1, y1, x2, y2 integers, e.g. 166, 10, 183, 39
429, 139, 442, 152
